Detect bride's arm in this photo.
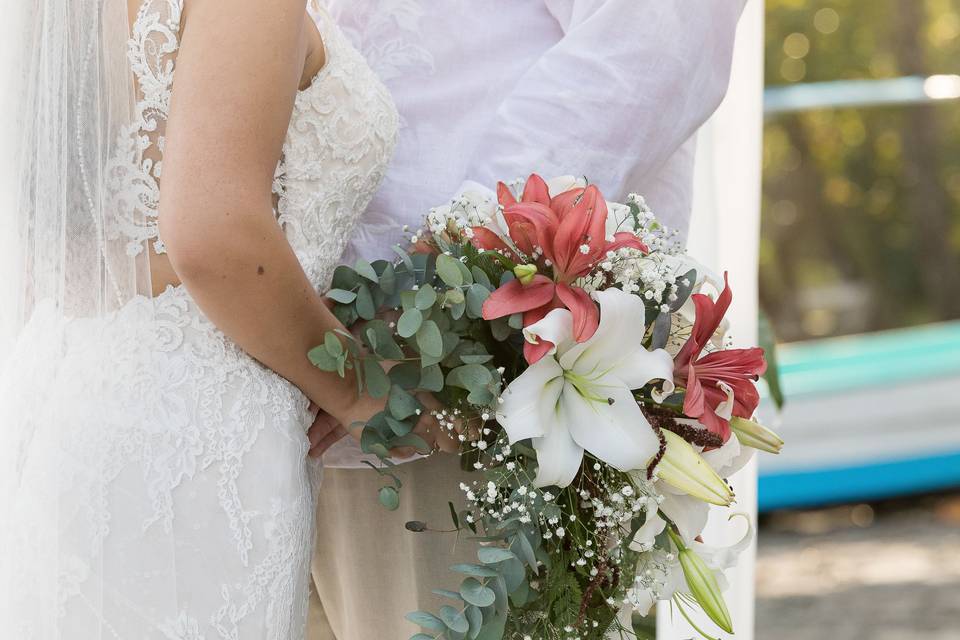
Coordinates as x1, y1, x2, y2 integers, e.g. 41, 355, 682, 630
159, 0, 374, 431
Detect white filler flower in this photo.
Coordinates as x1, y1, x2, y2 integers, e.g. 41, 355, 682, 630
496, 288, 674, 487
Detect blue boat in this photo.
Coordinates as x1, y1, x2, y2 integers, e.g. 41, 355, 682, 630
757, 321, 960, 511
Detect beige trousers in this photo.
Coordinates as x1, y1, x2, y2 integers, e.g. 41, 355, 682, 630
308, 453, 477, 640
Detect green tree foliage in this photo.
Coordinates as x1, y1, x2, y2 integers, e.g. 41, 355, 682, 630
762, 0, 960, 342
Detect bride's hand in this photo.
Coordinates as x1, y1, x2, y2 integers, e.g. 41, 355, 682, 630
307, 392, 459, 460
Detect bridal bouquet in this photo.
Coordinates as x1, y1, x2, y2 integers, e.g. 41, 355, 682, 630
310, 174, 783, 639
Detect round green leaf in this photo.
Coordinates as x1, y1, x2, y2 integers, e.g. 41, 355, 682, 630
439, 605, 469, 633
356, 284, 376, 320
415, 285, 438, 310
436, 254, 465, 287
450, 563, 499, 578
354, 258, 379, 283
363, 359, 391, 398
447, 364, 494, 391
324, 332, 343, 358
465, 284, 490, 318
460, 578, 496, 607
445, 288, 465, 305
378, 486, 400, 511
388, 385, 421, 420
397, 308, 423, 338
405, 612, 445, 632
477, 547, 515, 564
326, 288, 358, 304
416, 320, 443, 358
418, 364, 444, 392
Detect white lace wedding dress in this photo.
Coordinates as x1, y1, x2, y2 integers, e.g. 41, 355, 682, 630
0, 2, 397, 638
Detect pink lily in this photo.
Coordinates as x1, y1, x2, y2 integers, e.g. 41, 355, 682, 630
673, 274, 767, 442
474, 174, 647, 363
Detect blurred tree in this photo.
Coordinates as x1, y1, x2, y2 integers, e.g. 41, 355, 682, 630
762, 0, 960, 341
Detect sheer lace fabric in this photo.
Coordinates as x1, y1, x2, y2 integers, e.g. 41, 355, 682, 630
0, 1, 398, 638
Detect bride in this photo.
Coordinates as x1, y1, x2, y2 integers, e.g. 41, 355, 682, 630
0, 0, 450, 637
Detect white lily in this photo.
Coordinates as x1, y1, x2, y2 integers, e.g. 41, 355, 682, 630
495, 288, 674, 487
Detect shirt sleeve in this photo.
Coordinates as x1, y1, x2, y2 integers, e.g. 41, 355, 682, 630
463, 0, 746, 202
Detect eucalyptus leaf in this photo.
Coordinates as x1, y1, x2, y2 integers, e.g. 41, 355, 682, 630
363, 319, 406, 360
507, 313, 524, 330
354, 258, 379, 283
387, 385, 420, 420
460, 578, 496, 607
397, 308, 424, 338
379, 262, 397, 295
498, 557, 526, 593
477, 547, 515, 564
331, 265, 359, 290
326, 288, 358, 304
465, 604, 482, 640
470, 266, 492, 289
389, 362, 421, 390
385, 415, 413, 437
415, 285, 438, 310
439, 606, 469, 634
465, 284, 490, 318
511, 530, 539, 573
490, 317, 512, 342
670, 268, 698, 312
356, 284, 376, 320
444, 288, 465, 305
436, 254, 465, 287
389, 433, 431, 454
406, 611, 446, 632
419, 364, 444, 392
459, 354, 493, 365
363, 359, 391, 398
447, 364, 494, 392
451, 563, 499, 578
416, 320, 443, 358
324, 332, 343, 358
392, 245, 415, 271
307, 346, 338, 372
651, 311, 672, 350
432, 589, 463, 601
378, 486, 399, 510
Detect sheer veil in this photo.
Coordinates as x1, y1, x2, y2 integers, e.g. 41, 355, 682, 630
1, 0, 149, 361
0, 0, 147, 625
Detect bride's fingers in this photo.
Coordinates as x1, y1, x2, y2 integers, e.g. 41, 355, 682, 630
307, 411, 338, 447
309, 424, 349, 459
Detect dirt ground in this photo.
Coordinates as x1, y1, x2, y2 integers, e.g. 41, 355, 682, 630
756, 492, 960, 640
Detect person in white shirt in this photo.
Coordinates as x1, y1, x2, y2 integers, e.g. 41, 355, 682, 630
309, 2, 746, 638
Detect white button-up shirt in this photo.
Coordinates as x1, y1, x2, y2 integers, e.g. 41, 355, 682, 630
328, 0, 745, 260
322, 0, 745, 466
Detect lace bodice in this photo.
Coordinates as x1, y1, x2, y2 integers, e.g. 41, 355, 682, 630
113, 0, 399, 289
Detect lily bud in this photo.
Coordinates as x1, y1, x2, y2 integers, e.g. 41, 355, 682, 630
513, 264, 538, 285
668, 528, 734, 634
730, 417, 783, 454
656, 430, 733, 506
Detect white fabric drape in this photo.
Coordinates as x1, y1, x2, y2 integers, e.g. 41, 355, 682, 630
657, 1, 765, 638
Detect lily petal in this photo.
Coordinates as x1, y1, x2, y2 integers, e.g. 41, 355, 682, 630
497, 181, 517, 207
523, 307, 575, 355
561, 377, 660, 472
482, 275, 555, 319
531, 420, 584, 488
496, 358, 564, 443
555, 283, 599, 343
659, 491, 711, 544
561, 289, 673, 391
521, 173, 552, 207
